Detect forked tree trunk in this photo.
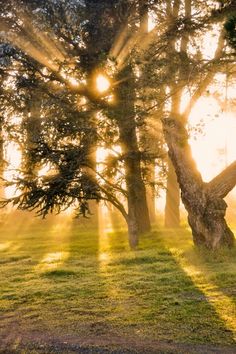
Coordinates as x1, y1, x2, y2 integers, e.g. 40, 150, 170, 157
165, 158, 180, 227
163, 116, 235, 250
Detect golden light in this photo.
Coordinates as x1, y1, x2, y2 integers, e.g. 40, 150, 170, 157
35, 251, 69, 272
166, 242, 236, 339
188, 96, 236, 182
3, 141, 22, 199
0, 242, 12, 251
96, 74, 110, 93
148, 15, 156, 32
38, 163, 51, 177
68, 77, 80, 87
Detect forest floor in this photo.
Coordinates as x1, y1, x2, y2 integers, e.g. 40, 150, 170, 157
0, 211, 236, 353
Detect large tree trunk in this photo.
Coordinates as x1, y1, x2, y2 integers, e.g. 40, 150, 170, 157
139, 0, 156, 224
165, 158, 180, 227
163, 0, 186, 228
112, 64, 151, 241
164, 92, 181, 228
82, 1, 150, 245
163, 116, 235, 250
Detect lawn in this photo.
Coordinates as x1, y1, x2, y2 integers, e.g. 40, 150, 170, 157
0, 211, 236, 353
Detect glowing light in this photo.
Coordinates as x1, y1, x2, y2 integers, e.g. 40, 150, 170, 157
98, 203, 113, 267
42, 252, 67, 263
4, 141, 22, 199
107, 94, 114, 103
189, 97, 236, 181
0, 242, 12, 251
38, 163, 58, 178
148, 15, 156, 32
68, 77, 79, 87
36, 251, 69, 272
96, 74, 110, 93
38, 165, 49, 177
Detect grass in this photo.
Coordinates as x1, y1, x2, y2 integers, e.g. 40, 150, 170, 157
0, 211, 236, 352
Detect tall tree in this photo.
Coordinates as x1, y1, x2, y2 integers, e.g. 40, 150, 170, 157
0, 0, 156, 248
161, 0, 236, 249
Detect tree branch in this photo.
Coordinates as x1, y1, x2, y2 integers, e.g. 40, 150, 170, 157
207, 161, 236, 199
183, 30, 225, 122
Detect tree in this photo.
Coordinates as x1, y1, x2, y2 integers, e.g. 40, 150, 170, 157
1, 0, 234, 250
127, 0, 236, 248
161, 0, 236, 249
0, 0, 164, 248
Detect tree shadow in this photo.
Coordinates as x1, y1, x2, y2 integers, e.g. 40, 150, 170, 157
155, 227, 236, 342
0, 221, 235, 351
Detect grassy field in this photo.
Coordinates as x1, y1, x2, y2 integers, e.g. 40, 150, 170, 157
0, 212, 236, 353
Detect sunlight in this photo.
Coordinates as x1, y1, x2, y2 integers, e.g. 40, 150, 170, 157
188, 97, 236, 181
98, 202, 114, 242
96, 147, 109, 174
98, 202, 114, 269
36, 251, 69, 272
0, 11, 65, 73
168, 246, 236, 340
148, 14, 156, 32
3, 141, 22, 199
38, 162, 59, 179
49, 214, 73, 234
38, 163, 51, 177
96, 74, 110, 93
0, 241, 12, 251
68, 77, 80, 87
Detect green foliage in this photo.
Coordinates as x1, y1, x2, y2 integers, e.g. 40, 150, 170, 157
225, 14, 236, 49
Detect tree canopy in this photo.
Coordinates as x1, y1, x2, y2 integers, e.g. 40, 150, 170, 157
0, 0, 236, 249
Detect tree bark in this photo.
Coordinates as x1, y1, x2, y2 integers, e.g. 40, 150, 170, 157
139, 0, 157, 224
164, 0, 184, 228
163, 115, 235, 250
112, 64, 151, 243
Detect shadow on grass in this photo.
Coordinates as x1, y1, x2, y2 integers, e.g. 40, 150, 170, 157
0, 219, 235, 351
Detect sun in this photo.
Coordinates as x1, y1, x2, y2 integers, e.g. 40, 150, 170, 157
96, 74, 110, 93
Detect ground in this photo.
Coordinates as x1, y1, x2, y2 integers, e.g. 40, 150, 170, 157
0, 211, 236, 353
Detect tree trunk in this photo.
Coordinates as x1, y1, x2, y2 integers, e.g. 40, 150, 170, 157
164, 0, 191, 228
165, 158, 180, 227
188, 198, 234, 249
139, 0, 156, 224
127, 210, 139, 249
112, 64, 151, 237
163, 116, 235, 250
